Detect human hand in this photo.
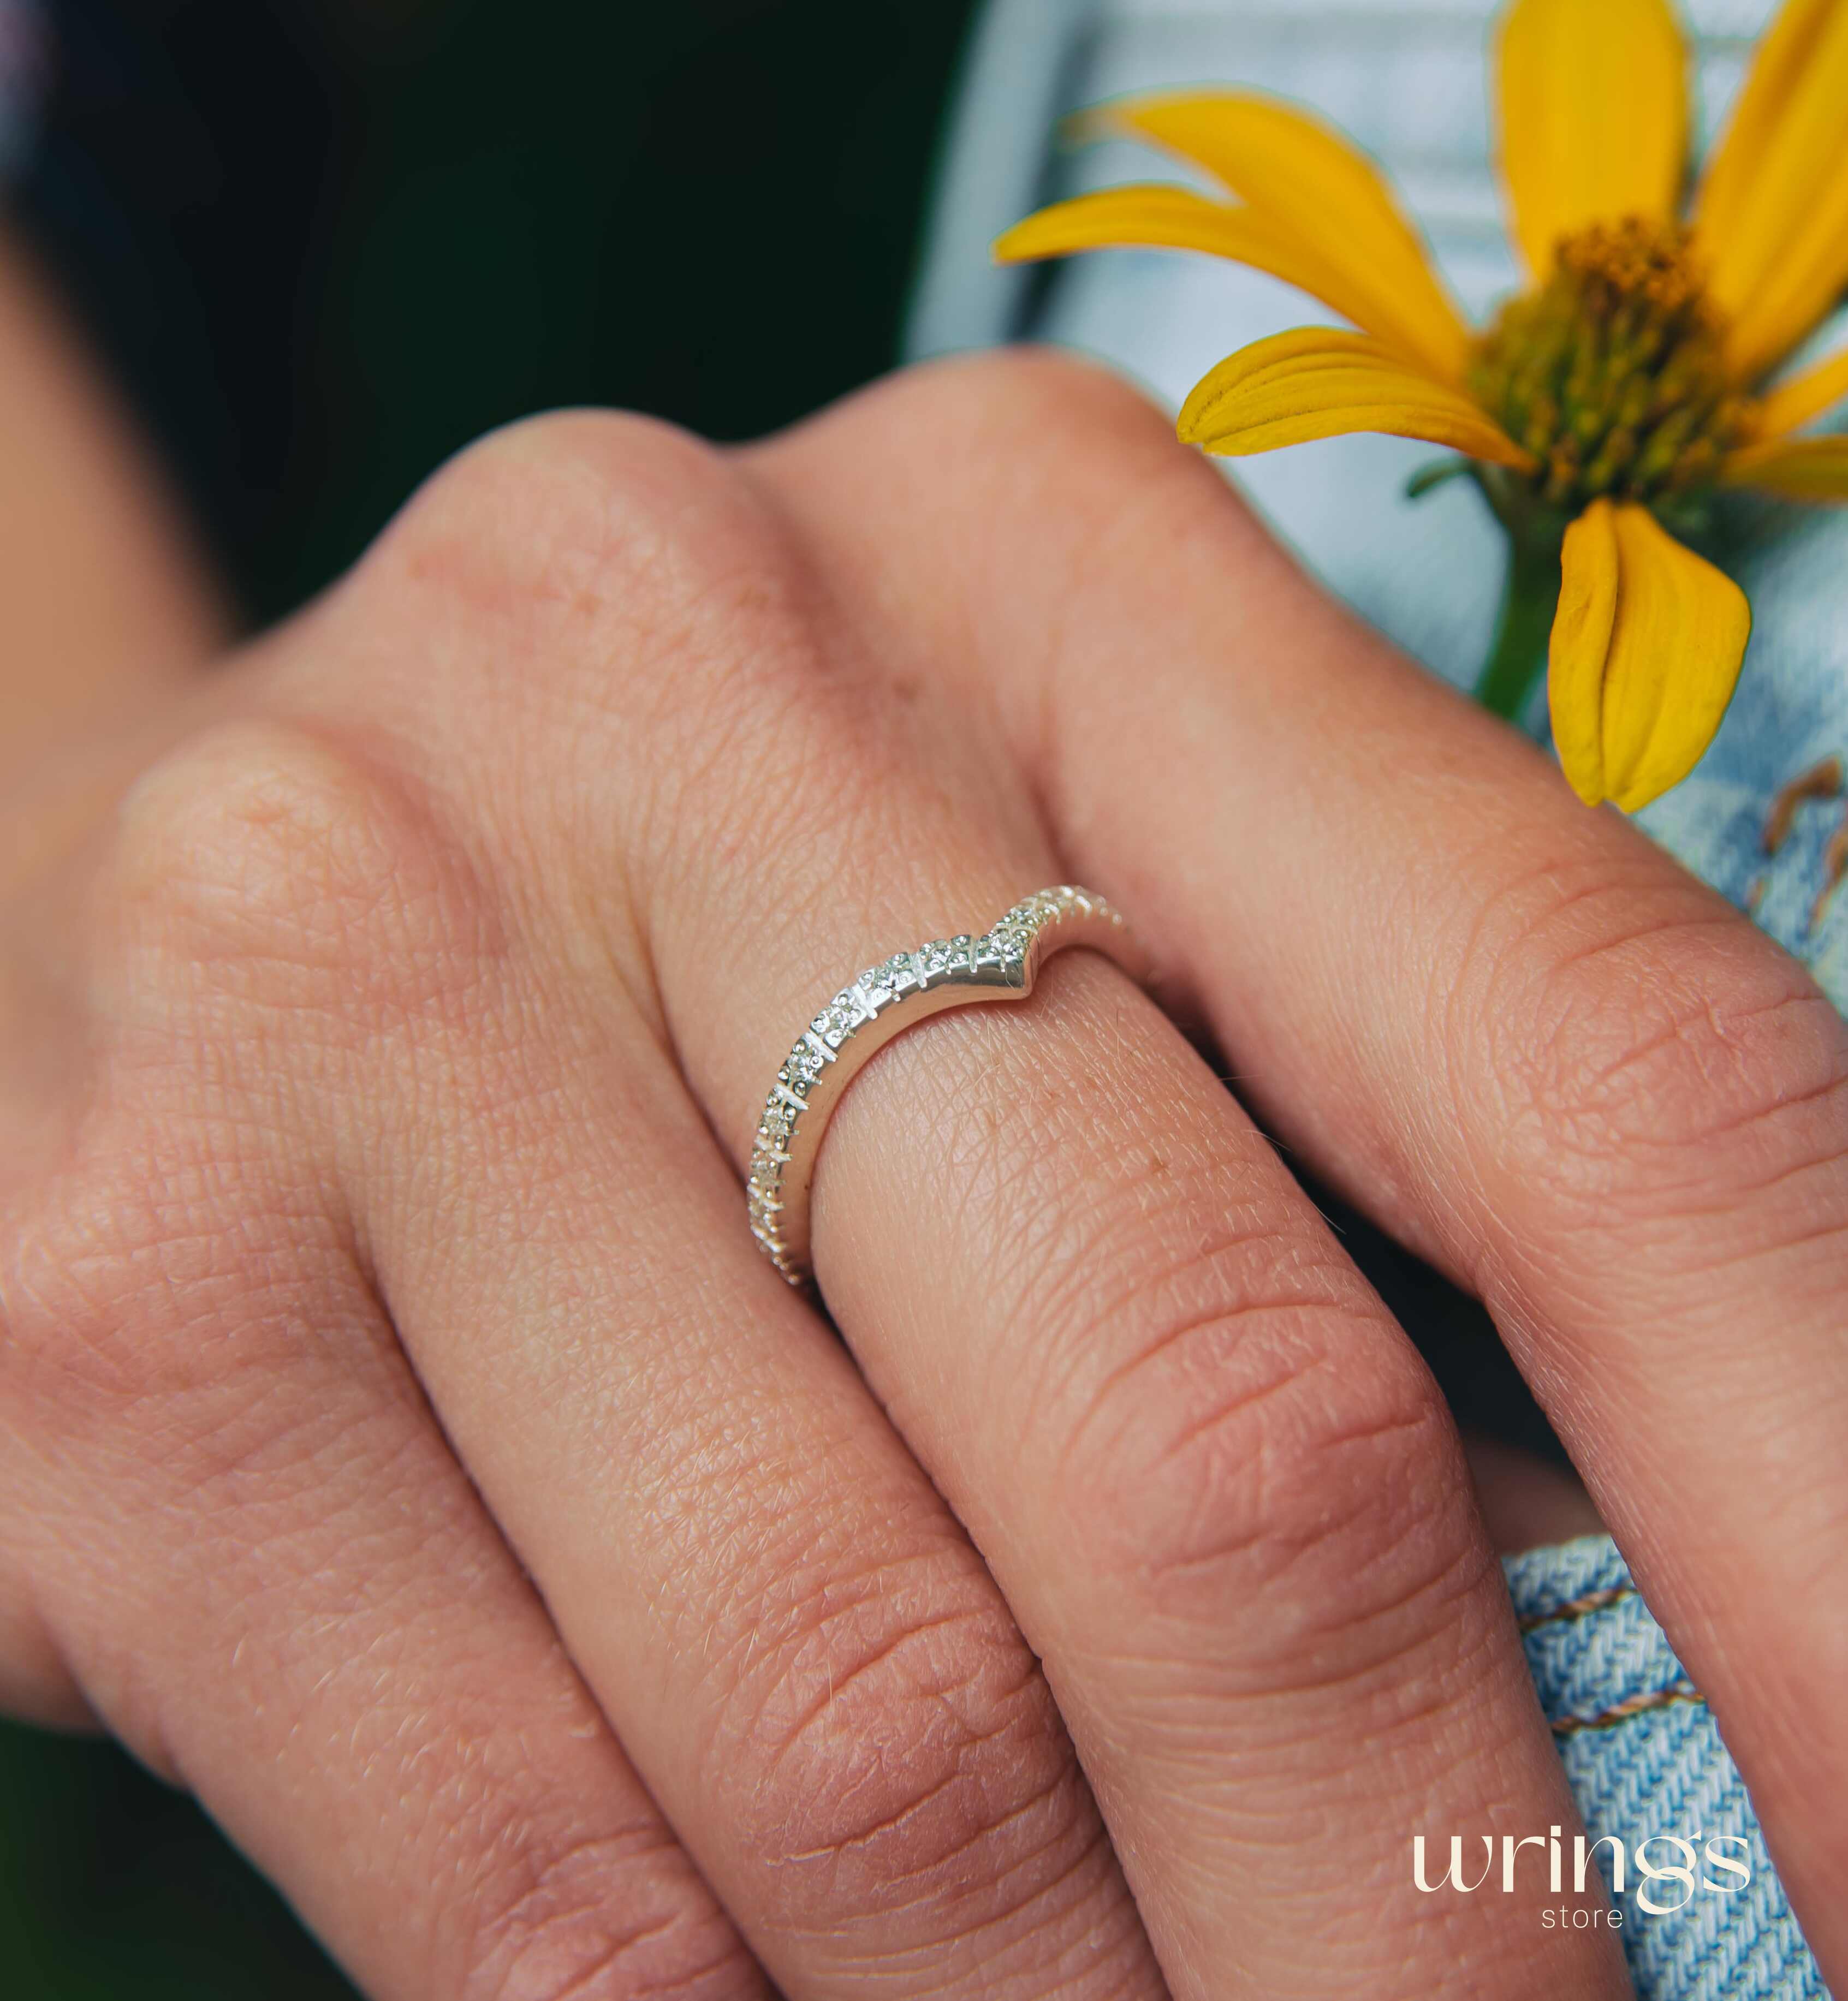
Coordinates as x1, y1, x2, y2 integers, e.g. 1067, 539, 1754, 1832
4, 350, 1843, 1998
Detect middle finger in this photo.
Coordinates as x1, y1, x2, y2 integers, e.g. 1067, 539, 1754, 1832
618, 446, 1628, 1993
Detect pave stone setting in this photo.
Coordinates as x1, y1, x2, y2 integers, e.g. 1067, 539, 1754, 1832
747, 886, 1139, 1285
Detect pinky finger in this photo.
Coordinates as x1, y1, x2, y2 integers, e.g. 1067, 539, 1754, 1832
4, 1261, 763, 2001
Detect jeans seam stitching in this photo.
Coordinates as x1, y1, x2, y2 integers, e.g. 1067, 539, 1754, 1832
1548, 1678, 1704, 1737
1516, 1583, 1637, 1633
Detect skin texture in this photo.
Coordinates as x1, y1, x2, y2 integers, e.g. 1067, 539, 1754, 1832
3, 341, 1846, 1997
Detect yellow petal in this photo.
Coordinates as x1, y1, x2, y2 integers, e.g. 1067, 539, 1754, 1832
1497, 0, 1688, 279
997, 183, 1343, 272
1694, 0, 1848, 379
1756, 342, 1848, 438
1697, 0, 1841, 266
1086, 91, 1470, 381
1722, 435, 1848, 502
1695, 0, 1835, 244
1176, 327, 1534, 467
994, 180, 1461, 382
1549, 503, 1622, 805
1548, 501, 1750, 812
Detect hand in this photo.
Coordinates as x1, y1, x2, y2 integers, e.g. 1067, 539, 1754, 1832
3, 350, 1843, 1999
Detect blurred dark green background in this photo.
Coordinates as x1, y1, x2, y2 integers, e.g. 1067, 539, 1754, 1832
16, 0, 982, 622
2, 1, 977, 1991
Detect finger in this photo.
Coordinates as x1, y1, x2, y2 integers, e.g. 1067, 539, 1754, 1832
365, 1065, 1163, 2001
697, 951, 1624, 1998
1, 720, 762, 2001
236, 511, 1165, 1998
353, 413, 1634, 1997
783, 349, 1848, 1975
6, 1204, 758, 2001
0, 229, 224, 781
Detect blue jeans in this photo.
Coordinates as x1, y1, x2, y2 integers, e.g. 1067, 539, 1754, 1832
1507, 1539, 1825, 1997
912, 2, 1845, 1991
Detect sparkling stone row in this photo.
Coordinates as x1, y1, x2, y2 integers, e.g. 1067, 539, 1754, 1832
747, 887, 1124, 1282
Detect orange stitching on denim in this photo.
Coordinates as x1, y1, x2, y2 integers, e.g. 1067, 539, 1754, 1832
1518, 1585, 1636, 1634
1550, 1681, 1704, 1737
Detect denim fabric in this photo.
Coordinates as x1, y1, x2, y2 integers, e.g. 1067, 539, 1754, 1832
912, 1, 1843, 1991
1507, 1538, 1826, 1999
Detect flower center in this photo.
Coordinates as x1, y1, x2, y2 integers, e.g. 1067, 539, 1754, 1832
1470, 217, 1751, 513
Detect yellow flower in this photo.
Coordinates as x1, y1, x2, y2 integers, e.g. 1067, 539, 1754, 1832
994, 0, 1848, 813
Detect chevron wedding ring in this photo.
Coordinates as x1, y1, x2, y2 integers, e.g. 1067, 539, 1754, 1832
746, 886, 1150, 1286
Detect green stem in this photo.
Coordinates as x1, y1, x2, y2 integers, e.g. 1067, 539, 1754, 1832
1475, 530, 1562, 724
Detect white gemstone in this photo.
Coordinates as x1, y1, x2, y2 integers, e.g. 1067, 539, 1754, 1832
746, 889, 1133, 1285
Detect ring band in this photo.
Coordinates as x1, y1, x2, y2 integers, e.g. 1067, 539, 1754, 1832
747, 886, 1150, 1285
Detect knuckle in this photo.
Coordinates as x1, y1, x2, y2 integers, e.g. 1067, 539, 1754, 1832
906, 346, 1178, 461
820, 349, 1243, 606
0, 736, 424, 1442
401, 407, 727, 597
466, 1828, 756, 2001
1045, 1220, 1467, 1655
373, 411, 845, 896
103, 713, 493, 1025
722, 1550, 1102, 1949
1464, 865, 1848, 1220
994, 345, 1186, 465
963, 347, 1238, 542
387, 408, 817, 729
890, 350, 1290, 681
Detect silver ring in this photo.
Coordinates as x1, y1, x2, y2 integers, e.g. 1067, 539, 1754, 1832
746, 886, 1151, 1286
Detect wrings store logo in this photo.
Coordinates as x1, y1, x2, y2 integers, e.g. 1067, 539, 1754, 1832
1414, 1827, 1752, 1917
